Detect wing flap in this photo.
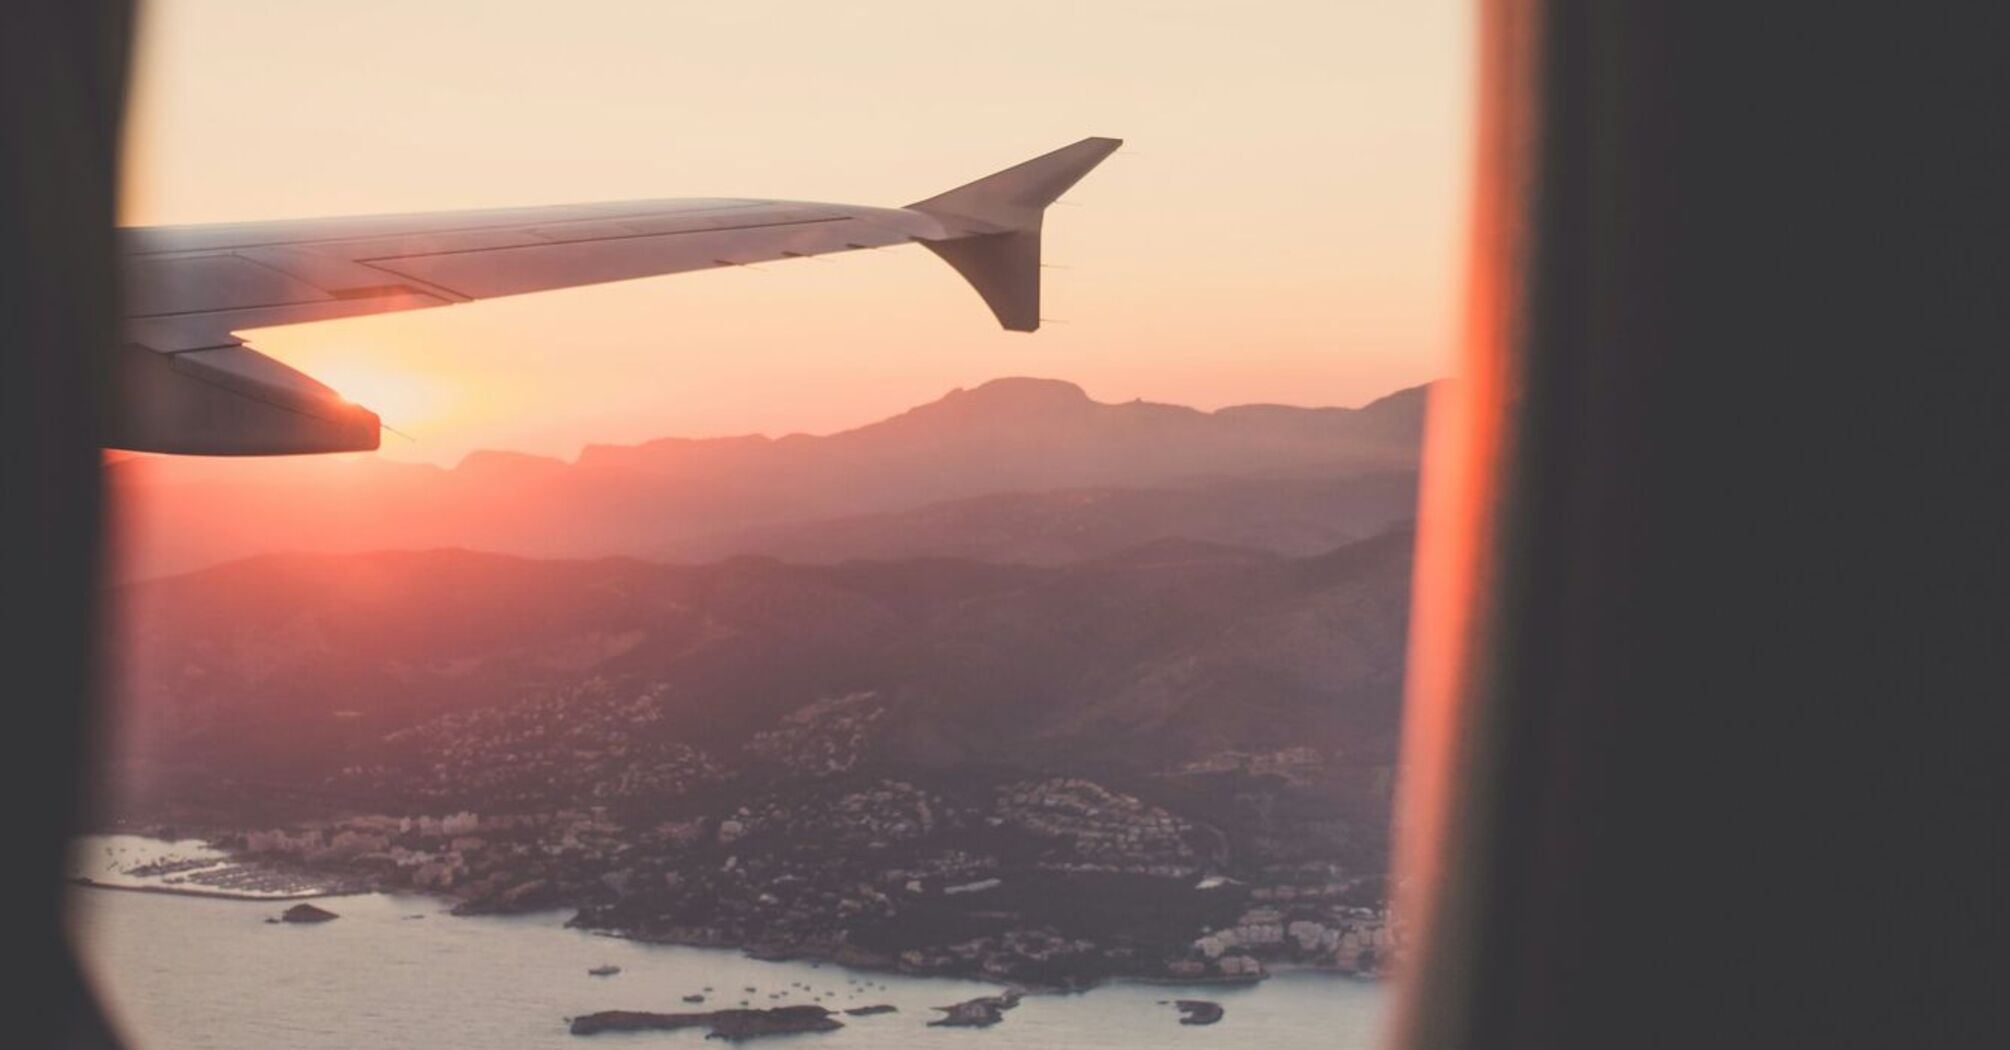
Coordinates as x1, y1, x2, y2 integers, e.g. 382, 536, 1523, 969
107, 342, 380, 455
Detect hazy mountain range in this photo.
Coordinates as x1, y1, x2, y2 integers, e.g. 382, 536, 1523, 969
108, 377, 1428, 580
106, 377, 1428, 834
113, 531, 1413, 794
98, 377, 1428, 988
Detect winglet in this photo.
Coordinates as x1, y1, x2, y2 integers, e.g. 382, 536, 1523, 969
908, 137, 1122, 332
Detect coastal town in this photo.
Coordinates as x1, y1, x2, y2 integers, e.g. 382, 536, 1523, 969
102, 678, 1397, 992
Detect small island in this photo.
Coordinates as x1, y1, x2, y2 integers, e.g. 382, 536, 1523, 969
569, 1005, 840, 1040
276, 903, 339, 924
1174, 999, 1225, 1025
928, 992, 1021, 1028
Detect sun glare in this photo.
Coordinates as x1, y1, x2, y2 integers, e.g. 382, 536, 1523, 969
308, 361, 453, 436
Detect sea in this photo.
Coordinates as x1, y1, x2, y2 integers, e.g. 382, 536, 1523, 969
67, 836, 1388, 1049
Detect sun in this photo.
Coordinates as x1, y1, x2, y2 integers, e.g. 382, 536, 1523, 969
303, 360, 454, 438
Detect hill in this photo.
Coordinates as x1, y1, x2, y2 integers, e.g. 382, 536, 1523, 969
107, 378, 1428, 579
112, 530, 1414, 798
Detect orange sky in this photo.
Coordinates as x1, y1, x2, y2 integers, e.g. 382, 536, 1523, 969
122, 0, 1471, 465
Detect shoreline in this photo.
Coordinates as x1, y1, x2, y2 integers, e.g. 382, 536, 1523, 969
76, 831, 1389, 992
67, 877, 368, 903
71, 871, 1363, 995
570, 923, 1378, 994
75, 868, 1389, 998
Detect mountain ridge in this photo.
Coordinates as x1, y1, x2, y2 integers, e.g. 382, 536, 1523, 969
108, 378, 1434, 580
113, 527, 1415, 792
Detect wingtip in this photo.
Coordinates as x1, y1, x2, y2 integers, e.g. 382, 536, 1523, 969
905, 138, 1124, 334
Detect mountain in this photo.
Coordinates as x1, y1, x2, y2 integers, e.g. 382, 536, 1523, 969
110, 529, 1414, 798
670, 471, 1420, 565
104, 532, 1416, 986
106, 378, 1429, 580
101, 383, 1426, 982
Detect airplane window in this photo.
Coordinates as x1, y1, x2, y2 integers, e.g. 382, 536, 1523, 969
72, 3, 1469, 1047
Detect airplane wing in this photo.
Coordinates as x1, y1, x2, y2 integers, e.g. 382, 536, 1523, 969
112, 136, 1122, 455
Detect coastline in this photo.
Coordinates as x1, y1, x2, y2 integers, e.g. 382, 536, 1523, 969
67, 877, 365, 903
568, 921, 1389, 993
73, 881, 1394, 1050
75, 817, 1393, 993
72, 869, 1376, 995
71, 856, 1325, 994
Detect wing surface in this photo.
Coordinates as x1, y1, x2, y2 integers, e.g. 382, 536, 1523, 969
114, 137, 1121, 454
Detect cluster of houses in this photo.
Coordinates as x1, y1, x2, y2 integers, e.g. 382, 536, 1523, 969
1173, 746, 1332, 782
745, 692, 888, 775
995, 778, 1199, 875
1187, 901, 1393, 978
345, 679, 729, 806
216, 680, 1393, 985
718, 778, 948, 849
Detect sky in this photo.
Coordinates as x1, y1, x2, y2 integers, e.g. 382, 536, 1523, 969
122, 0, 1471, 465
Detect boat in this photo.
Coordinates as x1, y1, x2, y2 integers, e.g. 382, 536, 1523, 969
587, 965, 621, 977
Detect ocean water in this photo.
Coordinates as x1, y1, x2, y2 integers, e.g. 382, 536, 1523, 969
66, 838, 1388, 1050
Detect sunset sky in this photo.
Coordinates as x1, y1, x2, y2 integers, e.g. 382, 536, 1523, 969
122, 0, 1470, 465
